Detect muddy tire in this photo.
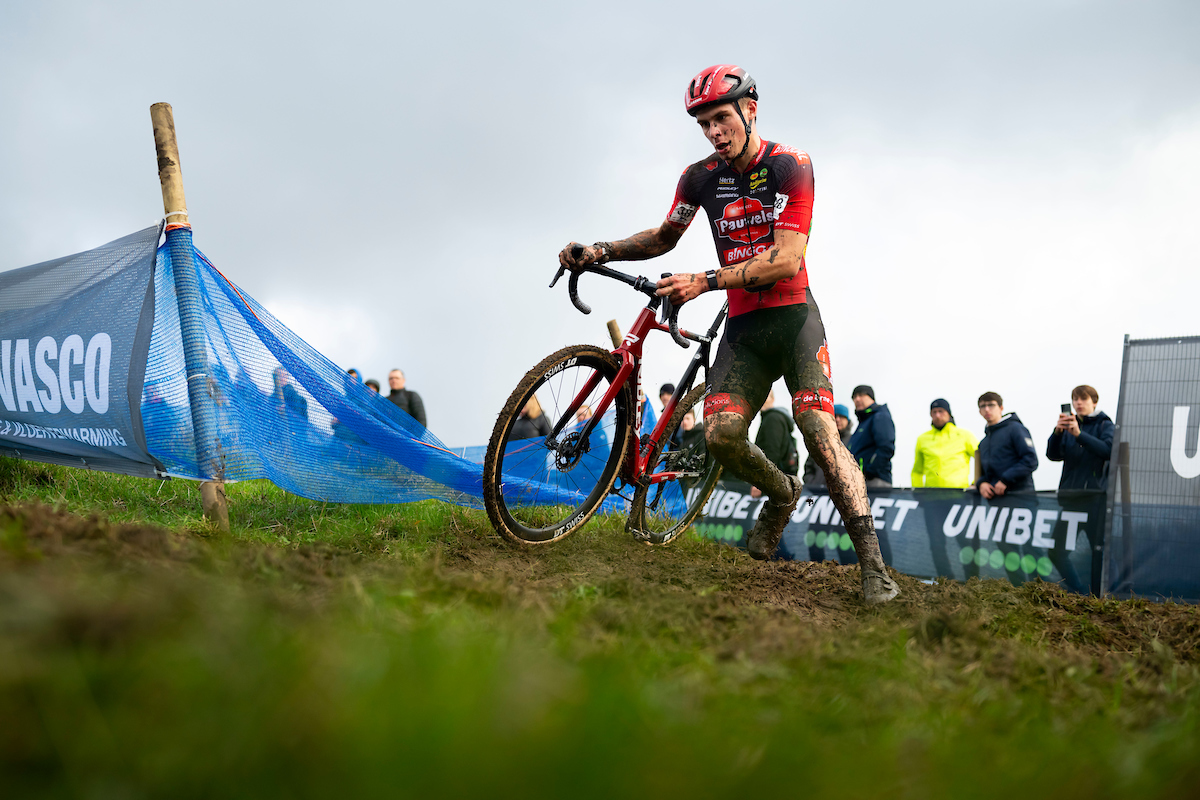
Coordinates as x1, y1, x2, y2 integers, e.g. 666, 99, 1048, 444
483, 345, 632, 545
626, 384, 722, 545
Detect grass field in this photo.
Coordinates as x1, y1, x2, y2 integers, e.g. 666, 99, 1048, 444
2, 455, 1199, 799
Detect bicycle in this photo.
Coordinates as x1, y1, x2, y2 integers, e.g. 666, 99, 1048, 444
482, 251, 728, 546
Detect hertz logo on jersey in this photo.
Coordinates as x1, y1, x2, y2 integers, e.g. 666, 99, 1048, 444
716, 198, 773, 244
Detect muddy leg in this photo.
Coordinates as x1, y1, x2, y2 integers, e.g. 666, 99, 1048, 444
705, 409, 792, 501
798, 410, 897, 602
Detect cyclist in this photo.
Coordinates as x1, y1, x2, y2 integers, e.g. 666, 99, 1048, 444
559, 64, 899, 605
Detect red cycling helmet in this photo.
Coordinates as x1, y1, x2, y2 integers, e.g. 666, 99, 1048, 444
684, 65, 758, 116
685, 65, 758, 161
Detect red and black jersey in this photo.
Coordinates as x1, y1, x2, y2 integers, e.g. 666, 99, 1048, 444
664, 140, 814, 318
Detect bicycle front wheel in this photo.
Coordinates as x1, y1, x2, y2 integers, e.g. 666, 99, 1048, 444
483, 345, 632, 545
627, 384, 722, 545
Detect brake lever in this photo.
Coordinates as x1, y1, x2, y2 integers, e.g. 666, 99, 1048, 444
549, 244, 593, 314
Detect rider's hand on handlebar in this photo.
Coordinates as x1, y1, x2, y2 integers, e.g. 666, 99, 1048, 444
655, 272, 706, 306
559, 242, 600, 272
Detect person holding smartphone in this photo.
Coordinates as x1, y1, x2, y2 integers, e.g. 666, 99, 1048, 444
1046, 384, 1114, 593
1047, 385, 1114, 491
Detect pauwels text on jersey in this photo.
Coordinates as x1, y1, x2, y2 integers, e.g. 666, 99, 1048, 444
0, 333, 113, 415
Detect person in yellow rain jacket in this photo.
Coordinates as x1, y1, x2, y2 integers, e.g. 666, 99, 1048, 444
911, 398, 978, 488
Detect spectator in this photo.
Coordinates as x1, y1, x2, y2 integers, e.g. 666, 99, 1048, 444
912, 399, 978, 488
346, 368, 360, 381
1047, 384, 1114, 491
659, 383, 676, 412
803, 403, 852, 491
659, 382, 683, 451
639, 387, 657, 437
386, 369, 427, 428
848, 385, 895, 488
272, 367, 308, 422
975, 391, 1038, 497
510, 396, 552, 441
573, 404, 610, 468
1046, 384, 1113, 594
750, 390, 798, 498
679, 409, 704, 452
364, 379, 380, 393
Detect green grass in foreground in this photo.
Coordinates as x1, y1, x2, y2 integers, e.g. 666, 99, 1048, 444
1, 456, 1199, 799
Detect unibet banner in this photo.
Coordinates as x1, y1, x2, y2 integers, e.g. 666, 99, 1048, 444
696, 481, 1104, 594
0, 226, 164, 477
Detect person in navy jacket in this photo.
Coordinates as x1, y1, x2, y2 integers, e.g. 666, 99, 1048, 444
848, 385, 895, 487
975, 391, 1038, 497
1046, 384, 1114, 491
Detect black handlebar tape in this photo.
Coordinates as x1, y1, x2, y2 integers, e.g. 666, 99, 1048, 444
568, 269, 591, 314
668, 306, 690, 349
570, 243, 586, 260
659, 273, 689, 349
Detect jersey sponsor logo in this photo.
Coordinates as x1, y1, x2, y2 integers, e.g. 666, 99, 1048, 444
749, 167, 768, 191
773, 192, 790, 216
769, 143, 806, 160
724, 243, 771, 264
715, 192, 739, 199
716, 198, 773, 243
719, 176, 737, 186
668, 201, 699, 226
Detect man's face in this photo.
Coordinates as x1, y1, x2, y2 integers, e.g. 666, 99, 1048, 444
930, 408, 950, 429
835, 415, 849, 432
660, 392, 672, 409
694, 100, 754, 162
1072, 395, 1096, 416
979, 400, 1003, 425
852, 393, 872, 411
682, 410, 695, 431
388, 371, 405, 391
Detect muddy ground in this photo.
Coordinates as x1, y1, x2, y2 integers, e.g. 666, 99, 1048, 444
3, 499, 1197, 670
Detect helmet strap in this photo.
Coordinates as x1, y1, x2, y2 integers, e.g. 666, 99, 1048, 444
731, 101, 753, 164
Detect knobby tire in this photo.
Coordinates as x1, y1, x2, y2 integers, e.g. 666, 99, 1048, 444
483, 345, 632, 545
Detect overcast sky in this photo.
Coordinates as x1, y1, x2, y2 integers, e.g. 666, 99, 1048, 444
3, 0, 1199, 489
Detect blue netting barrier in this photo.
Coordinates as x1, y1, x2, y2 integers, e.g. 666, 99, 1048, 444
141, 229, 627, 512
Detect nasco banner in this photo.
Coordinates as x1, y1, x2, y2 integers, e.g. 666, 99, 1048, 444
697, 480, 1105, 594
0, 225, 164, 478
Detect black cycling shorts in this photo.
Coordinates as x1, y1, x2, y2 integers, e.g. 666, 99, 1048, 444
703, 292, 835, 421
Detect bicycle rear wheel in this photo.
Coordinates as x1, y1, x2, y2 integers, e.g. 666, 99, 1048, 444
626, 384, 722, 545
483, 345, 632, 545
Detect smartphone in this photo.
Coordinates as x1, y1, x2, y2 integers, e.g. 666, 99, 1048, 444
1061, 403, 1072, 414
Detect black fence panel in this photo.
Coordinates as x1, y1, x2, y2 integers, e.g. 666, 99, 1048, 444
1105, 335, 1200, 602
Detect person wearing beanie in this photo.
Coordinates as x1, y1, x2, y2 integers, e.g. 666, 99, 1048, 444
803, 403, 853, 490
848, 386, 895, 487
912, 399, 979, 488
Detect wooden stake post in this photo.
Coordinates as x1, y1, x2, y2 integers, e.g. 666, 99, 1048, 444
150, 103, 229, 531
606, 319, 623, 349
